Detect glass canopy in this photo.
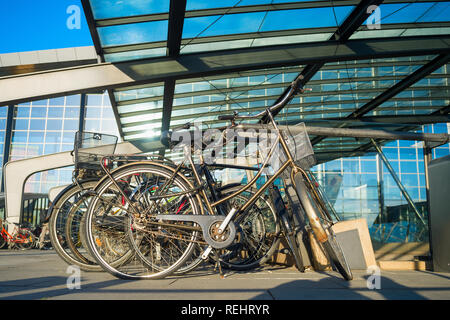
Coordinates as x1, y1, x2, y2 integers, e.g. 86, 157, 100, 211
82, 0, 450, 161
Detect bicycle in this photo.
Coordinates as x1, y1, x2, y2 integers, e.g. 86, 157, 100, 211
82, 76, 352, 281
0, 218, 36, 250
78, 156, 282, 277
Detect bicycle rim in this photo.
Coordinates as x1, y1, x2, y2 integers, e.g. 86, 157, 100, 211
17, 230, 35, 250
49, 181, 104, 271
84, 164, 201, 280
217, 187, 281, 271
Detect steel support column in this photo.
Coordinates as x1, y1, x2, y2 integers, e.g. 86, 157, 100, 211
423, 141, 433, 259
160, 0, 187, 156
1, 105, 14, 192
78, 93, 87, 134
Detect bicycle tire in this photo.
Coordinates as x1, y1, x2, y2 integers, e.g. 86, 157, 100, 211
65, 193, 102, 266
216, 187, 281, 271
293, 172, 353, 281
84, 163, 202, 280
16, 229, 36, 250
0, 233, 7, 249
49, 180, 104, 271
280, 215, 305, 272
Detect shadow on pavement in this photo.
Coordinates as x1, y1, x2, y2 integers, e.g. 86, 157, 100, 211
1, 270, 449, 300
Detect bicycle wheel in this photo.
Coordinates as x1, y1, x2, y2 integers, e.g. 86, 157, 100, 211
49, 180, 104, 271
84, 163, 202, 280
16, 229, 36, 250
65, 193, 103, 266
0, 233, 7, 249
293, 172, 353, 281
216, 187, 281, 271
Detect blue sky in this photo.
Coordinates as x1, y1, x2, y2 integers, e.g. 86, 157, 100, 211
0, 0, 93, 54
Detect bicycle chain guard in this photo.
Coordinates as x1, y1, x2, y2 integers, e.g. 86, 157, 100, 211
154, 214, 236, 249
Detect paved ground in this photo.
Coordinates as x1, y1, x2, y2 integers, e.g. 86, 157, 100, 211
0, 250, 449, 300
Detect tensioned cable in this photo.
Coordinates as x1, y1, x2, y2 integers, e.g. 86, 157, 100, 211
249, 0, 274, 49
175, 0, 281, 128
184, 72, 289, 128
179, 0, 244, 53
228, 1, 274, 93
330, 0, 359, 114
398, 1, 445, 37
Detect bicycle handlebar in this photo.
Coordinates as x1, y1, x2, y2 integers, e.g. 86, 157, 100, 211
217, 114, 236, 121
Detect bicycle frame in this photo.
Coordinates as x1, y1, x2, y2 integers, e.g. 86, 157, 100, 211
1, 225, 29, 245
184, 108, 323, 239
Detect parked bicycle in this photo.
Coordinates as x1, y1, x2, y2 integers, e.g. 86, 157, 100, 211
0, 218, 36, 250
81, 76, 353, 281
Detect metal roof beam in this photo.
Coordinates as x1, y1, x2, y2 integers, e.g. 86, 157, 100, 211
119, 98, 448, 120
311, 53, 450, 145
347, 54, 450, 119
121, 106, 450, 136
0, 35, 449, 106
160, 1, 187, 155
431, 104, 450, 116
117, 76, 450, 106
114, 59, 436, 91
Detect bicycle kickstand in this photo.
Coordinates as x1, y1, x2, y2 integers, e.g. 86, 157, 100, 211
212, 249, 226, 279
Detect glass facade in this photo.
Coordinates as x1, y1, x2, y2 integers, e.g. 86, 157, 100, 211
312, 123, 450, 246
1, 92, 120, 194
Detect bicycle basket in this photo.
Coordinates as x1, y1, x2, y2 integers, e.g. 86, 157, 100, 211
73, 131, 118, 171
280, 122, 316, 171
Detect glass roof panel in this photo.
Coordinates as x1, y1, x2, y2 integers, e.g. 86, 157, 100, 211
365, 2, 450, 26
350, 27, 450, 40
181, 32, 333, 54
98, 20, 168, 47
185, 0, 316, 11
91, 0, 170, 19
121, 112, 162, 125
104, 47, 166, 62
114, 85, 165, 102
182, 6, 354, 40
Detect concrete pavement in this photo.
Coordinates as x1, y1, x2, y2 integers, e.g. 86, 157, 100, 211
0, 250, 449, 300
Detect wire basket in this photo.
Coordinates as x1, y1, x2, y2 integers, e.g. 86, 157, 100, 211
238, 123, 315, 180
282, 122, 316, 170
73, 131, 118, 171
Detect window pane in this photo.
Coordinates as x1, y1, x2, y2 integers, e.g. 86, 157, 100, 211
30, 119, 46, 130
46, 120, 62, 131
48, 107, 64, 118
98, 21, 168, 47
